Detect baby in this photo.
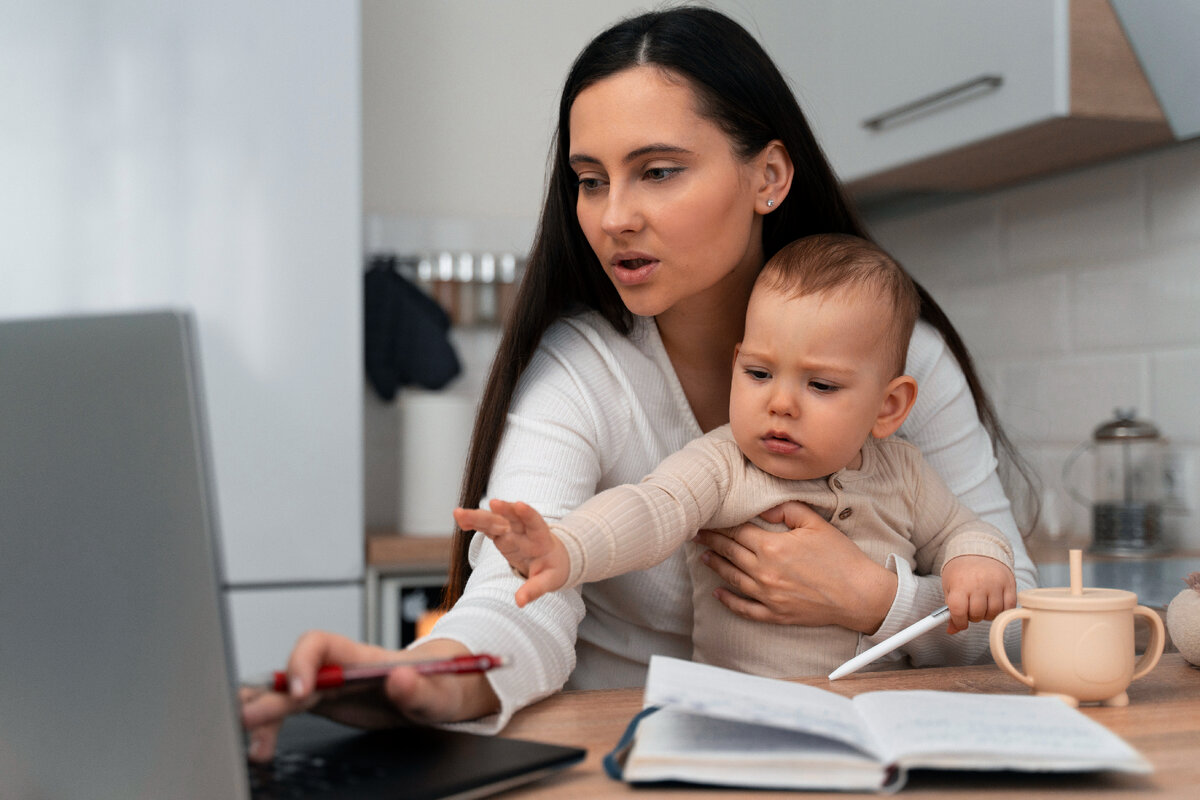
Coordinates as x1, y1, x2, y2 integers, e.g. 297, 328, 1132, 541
455, 234, 1016, 678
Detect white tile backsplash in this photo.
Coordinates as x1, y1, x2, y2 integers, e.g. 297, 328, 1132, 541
1148, 139, 1200, 247
1074, 248, 1200, 350
872, 196, 1003, 287
997, 355, 1149, 444
938, 273, 1071, 360
867, 138, 1200, 546
1152, 350, 1200, 443
1020, 444, 1092, 544
999, 159, 1147, 274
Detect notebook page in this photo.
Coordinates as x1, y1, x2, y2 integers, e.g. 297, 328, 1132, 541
643, 656, 880, 756
851, 690, 1151, 771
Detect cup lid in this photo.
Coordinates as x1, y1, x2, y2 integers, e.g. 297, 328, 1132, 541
1093, 408, 1161, 441
1018, 586, 1137, 611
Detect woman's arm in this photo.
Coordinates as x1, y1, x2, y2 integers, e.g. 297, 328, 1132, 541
694, 501, 898, 633
407, 316, 643, 731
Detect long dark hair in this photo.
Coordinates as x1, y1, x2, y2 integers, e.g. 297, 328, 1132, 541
445, 6, 1033, 604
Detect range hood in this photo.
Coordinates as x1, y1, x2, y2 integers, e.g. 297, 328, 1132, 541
1110, 1, 1200, 140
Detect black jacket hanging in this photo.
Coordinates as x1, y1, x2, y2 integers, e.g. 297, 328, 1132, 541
363, 256, 461, 401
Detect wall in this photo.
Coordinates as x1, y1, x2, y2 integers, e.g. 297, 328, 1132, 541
361, 0, 624, 255
867, 138, 1200, 551
359, 0, 816, 256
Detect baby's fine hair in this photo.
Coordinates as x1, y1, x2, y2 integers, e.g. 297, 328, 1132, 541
757, 234, 921, 378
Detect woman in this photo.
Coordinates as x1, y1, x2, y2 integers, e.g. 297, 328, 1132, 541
243, 6, 1037, 760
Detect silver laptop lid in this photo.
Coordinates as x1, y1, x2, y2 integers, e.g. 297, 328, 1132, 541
0, 310, 250, 799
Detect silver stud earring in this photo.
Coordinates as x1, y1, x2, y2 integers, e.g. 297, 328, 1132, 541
766, 198, 775, 208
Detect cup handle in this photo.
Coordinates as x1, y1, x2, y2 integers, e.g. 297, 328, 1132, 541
1130, 605, 1166, 681
989, 608, 1034, 687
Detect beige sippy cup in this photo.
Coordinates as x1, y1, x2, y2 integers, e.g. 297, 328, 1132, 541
989, 549, 1165, 707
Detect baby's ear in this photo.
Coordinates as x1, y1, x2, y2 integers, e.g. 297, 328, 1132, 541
872, 375, 918, 439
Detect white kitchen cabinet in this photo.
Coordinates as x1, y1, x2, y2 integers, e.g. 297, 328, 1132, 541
763, 0, 1172, 204
821, 0, 1062, 182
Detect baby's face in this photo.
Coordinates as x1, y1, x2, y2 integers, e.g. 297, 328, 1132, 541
729, 285, 897, 480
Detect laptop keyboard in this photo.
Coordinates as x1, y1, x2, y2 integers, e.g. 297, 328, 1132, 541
248, 750, 388, 799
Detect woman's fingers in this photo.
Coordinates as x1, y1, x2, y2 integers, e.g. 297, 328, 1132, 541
239, 632, 349, 762
696, 507, 895, 633
694, 501, 826, 570
240, 673, 322, 762
286, 631, 392, 699
757, 500, 826, 529
693, 527, 757, 571
709, 585, 778, 623
379, 642, 501, 724
697, 545, 758, 599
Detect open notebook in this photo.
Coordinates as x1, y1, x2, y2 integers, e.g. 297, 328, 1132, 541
0, 310, 583, 799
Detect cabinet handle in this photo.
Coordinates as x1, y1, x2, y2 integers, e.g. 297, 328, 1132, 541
862, 74, 1003, 131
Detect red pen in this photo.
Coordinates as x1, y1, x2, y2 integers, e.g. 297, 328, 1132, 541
248, 653, 509, 692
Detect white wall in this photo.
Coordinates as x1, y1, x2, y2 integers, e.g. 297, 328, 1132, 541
869, 139, 1200, 551
362, 0, 628, 254
0, 1, 364, 675
360, 0, 831, 256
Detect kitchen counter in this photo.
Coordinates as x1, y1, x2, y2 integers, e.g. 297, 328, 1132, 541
1036, 554, 1200, 610
1028, 538, 1199, 602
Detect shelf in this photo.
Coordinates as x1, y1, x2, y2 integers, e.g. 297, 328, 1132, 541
366, 531, 452, 571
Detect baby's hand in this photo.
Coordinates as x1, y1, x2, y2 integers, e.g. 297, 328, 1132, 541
940, 555, 1017, 634
452, 500, 570, 607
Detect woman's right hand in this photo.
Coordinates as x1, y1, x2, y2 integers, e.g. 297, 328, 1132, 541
694, 500, 897, 634
239, 632, 501, 762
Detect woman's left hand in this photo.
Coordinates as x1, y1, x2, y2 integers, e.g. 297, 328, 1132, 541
693, 501, 898, 634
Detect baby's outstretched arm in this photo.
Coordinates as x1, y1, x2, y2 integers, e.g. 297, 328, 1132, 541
940, 554, 1018, 634
452, 500, 570, 607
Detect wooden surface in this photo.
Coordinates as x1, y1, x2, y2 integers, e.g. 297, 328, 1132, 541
499, 654, 1200, 799
365, 531, 452, 572
1025, 539, 1200, 566
1070, 0, 1167, 120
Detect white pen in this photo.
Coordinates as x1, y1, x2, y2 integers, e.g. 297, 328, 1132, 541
828, 604, 951, 680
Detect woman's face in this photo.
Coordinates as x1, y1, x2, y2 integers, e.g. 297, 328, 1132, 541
568, 66, 766, 318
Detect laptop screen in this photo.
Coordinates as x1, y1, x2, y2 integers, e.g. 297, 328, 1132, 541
0, 311, 252, 798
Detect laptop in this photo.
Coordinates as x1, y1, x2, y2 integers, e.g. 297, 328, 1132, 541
0, 310, 585, 799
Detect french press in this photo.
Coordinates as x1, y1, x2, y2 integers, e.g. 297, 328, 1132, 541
1063, 408, 1168, 555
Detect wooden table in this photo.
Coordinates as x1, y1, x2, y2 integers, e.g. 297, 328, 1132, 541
498, 653, 1200, 798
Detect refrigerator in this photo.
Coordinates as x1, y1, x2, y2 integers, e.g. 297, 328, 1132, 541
0, 0, 363, 677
